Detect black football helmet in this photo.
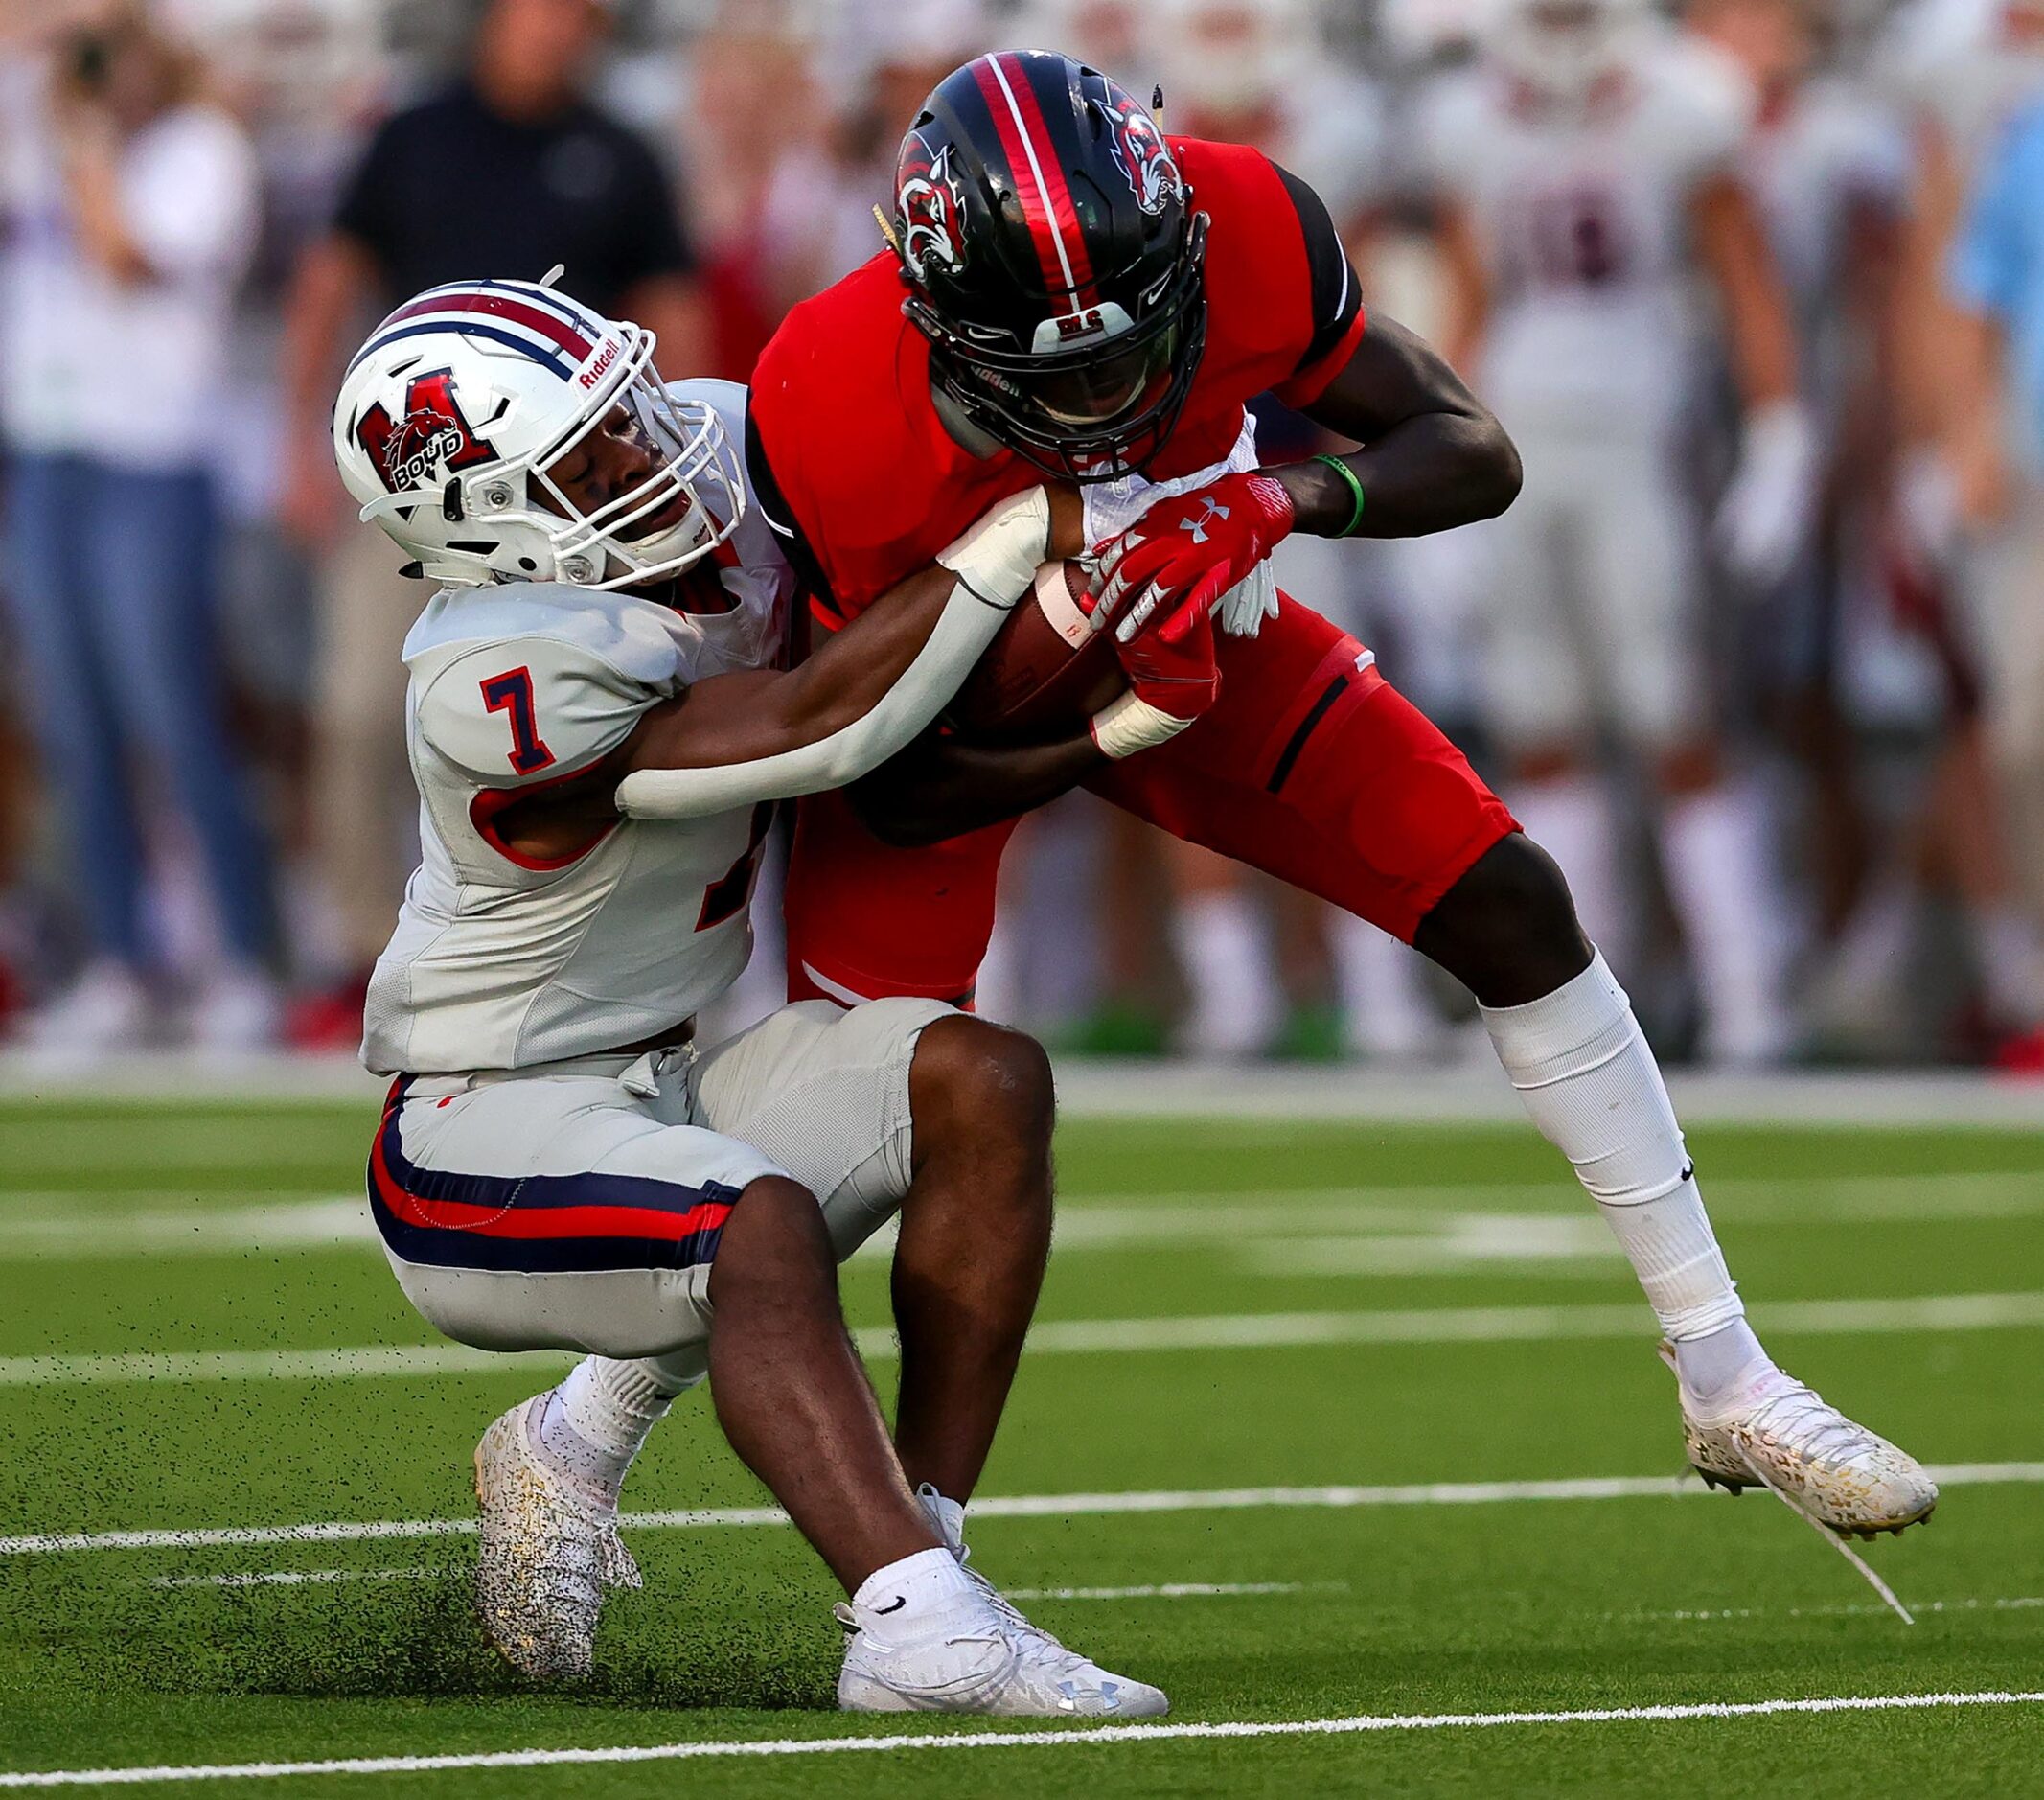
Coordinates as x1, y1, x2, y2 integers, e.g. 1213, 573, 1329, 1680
889, 50, 1208, 482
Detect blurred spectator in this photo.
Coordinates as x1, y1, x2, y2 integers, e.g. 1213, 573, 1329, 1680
756, 0, 988, 306
276, 0, 707, 1047
1412, 0, 1808, 1065
1944, 83, 2044, 1057
673, 0, 821, 380
1691, 0, 1907, 940
0, 2, 281, 1051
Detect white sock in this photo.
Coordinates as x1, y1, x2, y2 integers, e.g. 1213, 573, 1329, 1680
537, 1352, 700, 1505
1510, 776, 1625, 963
852, 1545, 975, 1622
1828, 871, 1915, 998
1662, 785, 1792, 1066
1971, 903, 2044, 1027
1173, 888, 1278, 1055
915, 1483, 968, 1559
1481, 952, 1770, 1394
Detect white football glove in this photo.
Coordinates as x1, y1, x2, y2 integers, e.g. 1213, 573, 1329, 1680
1080, 415, 1280, 638
1712, 399, 1817, 589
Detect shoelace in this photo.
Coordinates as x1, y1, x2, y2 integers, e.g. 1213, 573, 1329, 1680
597, 1523, 642, 1591
1736, 1380, 1883, 1468
1733, 1450, 1918, 1626
959, 1547, 1069, 1651
1667, 1354, 1918, 1627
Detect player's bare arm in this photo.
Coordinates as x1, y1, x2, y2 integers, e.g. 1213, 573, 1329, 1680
1275, 311, 1522, 540
482, 485, 1083, 859
849, 727, 1107, 849
1689, 173, 1799, 410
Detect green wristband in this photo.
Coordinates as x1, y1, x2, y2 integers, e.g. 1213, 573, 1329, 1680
1312, 453, 1366, 537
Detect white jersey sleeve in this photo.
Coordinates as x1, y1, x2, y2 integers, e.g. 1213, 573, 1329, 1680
414, 635, 664, 791
406, 588, 689, 790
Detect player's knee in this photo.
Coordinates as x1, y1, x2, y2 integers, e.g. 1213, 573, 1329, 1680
1416, 832, 1592, 1004
910, 1014, 1055, 1167
708, 1174, 832, 1309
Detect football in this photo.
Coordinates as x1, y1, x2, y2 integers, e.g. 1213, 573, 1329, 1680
945, 559, 1125, 745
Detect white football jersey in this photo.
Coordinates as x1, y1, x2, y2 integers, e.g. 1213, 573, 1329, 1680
1418, 33, 1753, 434
1740, 78, 1909, 415
361, 380, 794, 1076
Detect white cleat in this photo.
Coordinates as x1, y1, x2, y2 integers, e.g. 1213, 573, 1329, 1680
1661, 1346, 1939, 1538
472, 1396, 641, 1680
835, 1587, 1169, 1718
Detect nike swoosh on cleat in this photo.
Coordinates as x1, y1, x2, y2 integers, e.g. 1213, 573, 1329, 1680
870, 1595, 907, 1615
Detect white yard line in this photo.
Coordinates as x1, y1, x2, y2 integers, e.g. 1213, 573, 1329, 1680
6, 1290, 2041, 1388
142, 1568, 443, 1590
2, 1691, 2040, 1787
140, 1570, 1328, 1601
6, 1170, 2039, 1266
0, 1199, 371, 1260
0, 1166, 2035, 1274
6, 1462, 2038, 1558
0, 1345, 565, 1385
1633, 1596, 2044, 1623
1001, 1581, 1339, 1602
5, 1050, 2039, 1124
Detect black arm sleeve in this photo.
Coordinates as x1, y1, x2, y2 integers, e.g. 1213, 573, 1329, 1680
1274, 161, 1363, 376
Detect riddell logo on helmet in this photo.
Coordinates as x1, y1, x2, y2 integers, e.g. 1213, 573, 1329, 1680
1108, 98, 1182, 217
354, 369, 497, 494
578, 338, 621, 389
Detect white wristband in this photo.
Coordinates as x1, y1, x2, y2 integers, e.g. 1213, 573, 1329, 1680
936, 486, 1051, 608
1089, 691, 1191, 760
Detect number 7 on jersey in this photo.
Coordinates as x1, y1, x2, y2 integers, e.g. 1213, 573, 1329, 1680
479, 667, 557, 775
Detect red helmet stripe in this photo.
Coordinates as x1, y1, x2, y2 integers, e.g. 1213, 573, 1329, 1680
971, 54, 1097, 307
380, 290, 597, 362
999, 54, 1097, 301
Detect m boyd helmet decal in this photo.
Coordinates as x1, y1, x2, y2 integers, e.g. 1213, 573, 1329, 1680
355, 368, 498, 494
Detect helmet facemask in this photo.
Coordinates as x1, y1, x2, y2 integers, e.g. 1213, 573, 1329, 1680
522, 335, 746, 589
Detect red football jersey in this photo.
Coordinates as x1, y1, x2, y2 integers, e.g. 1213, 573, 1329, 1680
746, 137, 1366, 627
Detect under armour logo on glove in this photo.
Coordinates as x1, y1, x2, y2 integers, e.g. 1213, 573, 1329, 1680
1091, 472, 1296, 645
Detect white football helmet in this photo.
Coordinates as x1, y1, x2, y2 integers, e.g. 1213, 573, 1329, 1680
333, 275, 743, 590
1486, 0, 1651, 104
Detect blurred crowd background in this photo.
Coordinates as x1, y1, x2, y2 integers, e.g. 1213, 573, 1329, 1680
2, 0, 2042, 1072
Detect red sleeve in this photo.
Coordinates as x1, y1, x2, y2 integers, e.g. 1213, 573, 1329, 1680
1179, 141, 1366, 411
747, 259, 1040, 626
1266, 159, 1367, 406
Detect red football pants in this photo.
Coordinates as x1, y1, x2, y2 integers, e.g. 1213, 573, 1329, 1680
784, 596, 1519, 1005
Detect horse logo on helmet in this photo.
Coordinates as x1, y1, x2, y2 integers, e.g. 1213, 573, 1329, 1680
1107, 96, 1183, 217
897, 137, 969, 279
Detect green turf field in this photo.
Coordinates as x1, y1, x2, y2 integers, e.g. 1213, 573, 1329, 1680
1, 1097, 2039, 1796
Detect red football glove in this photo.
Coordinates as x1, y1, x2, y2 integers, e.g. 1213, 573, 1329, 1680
1091, 472, 1296, 648
1089, 602, 1222, 760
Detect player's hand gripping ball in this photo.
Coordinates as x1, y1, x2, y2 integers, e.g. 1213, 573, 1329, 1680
1092, 472, 1297, 645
